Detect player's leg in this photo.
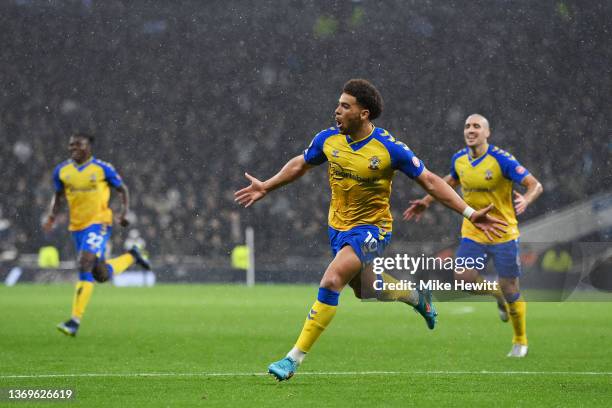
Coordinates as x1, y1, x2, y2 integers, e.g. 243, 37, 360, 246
94, 226, 149, 281
358, 264, 436, 329
348, 270, 364, 299
454, 238, 508, 321
343, 227, 419, 305
73, 251, 97, 314
103, 246, 151, 277
499, 277, 527, 357
268, 244, 361, 381
58, 224, 109, 336
330, 225, 422, 307
492, 240, 527, 357
57, 248, 96, 337
94, 252, 132, 282
295, 244, 361, 350
92, 226, 150, 282
339, 225, 434, 327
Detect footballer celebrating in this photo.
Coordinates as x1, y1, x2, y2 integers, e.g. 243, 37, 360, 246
235, 80, 507, 381
403, 114, 543, 357
43, 132, 151, 336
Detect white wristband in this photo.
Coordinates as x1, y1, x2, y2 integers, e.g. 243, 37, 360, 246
462, 206, 475, 220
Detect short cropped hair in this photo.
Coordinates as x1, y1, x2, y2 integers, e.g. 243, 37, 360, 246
342, 79, 384, 120
72, 132, 95, 144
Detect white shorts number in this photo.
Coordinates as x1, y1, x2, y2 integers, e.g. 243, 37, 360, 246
363, 231, 379, 253
86, 232, 104, 249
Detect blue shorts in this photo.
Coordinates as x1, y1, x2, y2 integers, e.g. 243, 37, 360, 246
72, 224, 112, 259
456, 237, 521, 278
328, 225, 391, 264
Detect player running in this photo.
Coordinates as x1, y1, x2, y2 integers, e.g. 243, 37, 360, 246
403, 114, 543, 357
235, 80, 507, 381
43, 132, 151, 337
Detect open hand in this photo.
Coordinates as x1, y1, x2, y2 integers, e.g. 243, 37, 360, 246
42, 215, 55, 233
513, 190, 528, 215
402, 199, 429, 222
118, 214, 130, 227
469, 204, 508, 241
234, 173, 267, 208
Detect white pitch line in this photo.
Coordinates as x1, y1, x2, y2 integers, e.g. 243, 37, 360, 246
1, 370, 611, 379
448, 306, 476, 315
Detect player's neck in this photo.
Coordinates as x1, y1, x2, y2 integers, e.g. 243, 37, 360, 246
74, 155, 93, 165
469, 143, 488, 159
349, 122, 374, 142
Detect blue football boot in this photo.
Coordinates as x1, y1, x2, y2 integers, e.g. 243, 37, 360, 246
268, 356, 299, 381
413, 288, 437, 330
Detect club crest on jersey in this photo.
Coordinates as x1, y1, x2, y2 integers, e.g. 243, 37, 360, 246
368, 156, 381, 170
90, 174, 97, 183
332, 150, 339, 158
485, 169, 493, 180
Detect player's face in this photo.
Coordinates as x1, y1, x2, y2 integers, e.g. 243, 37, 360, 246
464, 116, 490, 148
335, 93, 368, 135
68, 137, 92, 163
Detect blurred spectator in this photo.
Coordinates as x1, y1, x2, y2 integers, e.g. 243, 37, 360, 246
540, 245, 574, 274
1, 1, 609, 261
0, 206, 18, 261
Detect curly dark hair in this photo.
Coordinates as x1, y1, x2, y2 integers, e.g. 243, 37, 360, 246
342, 79, 384, 120
72, 132, 95, 144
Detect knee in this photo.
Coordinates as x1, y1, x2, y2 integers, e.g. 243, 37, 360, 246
78, 255, 96, 273
500, 279, 520, 300
92, 264, 110, 283
454, 268, 477, 282
349, 283, 363, 299
320, 274, 343, 292
454, 271, 469, 282
93, 270, 109, 283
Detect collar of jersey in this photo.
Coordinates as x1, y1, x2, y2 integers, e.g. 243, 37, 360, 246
345, 126, 376, 151
468, 145, 491, 167
72, 156, 94, 172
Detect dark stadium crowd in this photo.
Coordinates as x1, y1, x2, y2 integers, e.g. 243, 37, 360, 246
1, 0, 610, 262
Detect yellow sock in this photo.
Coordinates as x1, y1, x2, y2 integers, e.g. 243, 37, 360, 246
71, 281, 94, 320
378, 273, 419, 305
508, 297, 527, 345
295, 300, 337, 353
105, 253, 135, 276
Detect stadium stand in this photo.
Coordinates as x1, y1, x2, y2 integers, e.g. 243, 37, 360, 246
1, 0, 610, 266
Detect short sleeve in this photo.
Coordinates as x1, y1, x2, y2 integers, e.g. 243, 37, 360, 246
303, 129, 330, 166
97, 160, 123, 188
450, 156, 459, 180
387, 140, 425, 179
53, 165, 64, 192
494, 152, 530, 183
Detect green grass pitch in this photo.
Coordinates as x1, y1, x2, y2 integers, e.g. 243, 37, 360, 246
1, 284, 611, 407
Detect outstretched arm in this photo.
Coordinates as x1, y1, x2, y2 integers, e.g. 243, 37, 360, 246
513, 174, 543, 215
42, 191, 64, 232
115, 184, 130, 227
234, 155, 313, 208
403, 173, 459, 221
413, 169, 508, 241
